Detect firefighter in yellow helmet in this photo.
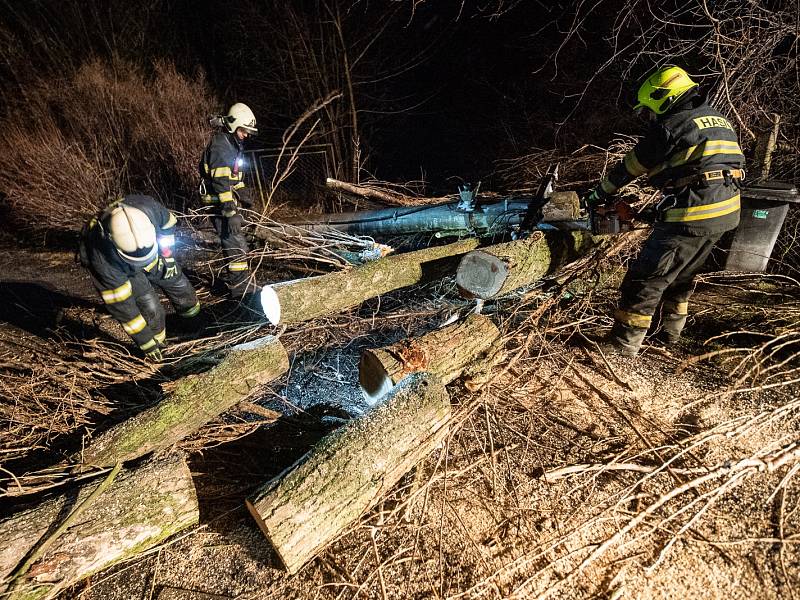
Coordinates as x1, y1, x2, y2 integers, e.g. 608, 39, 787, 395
79, 195, 201, 360
585, 66, 745, 356
199, 102, 258, 299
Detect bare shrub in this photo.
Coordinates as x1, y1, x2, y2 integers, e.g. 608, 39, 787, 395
0, 58, 217, 238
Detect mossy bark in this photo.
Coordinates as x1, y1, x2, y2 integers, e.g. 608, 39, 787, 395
78, 336, 289, 468
359, 314, 500, 403
246, 373, 451, 574
0, 453, 198, 600
456, 231, 599, 299
261, 238, 479, 325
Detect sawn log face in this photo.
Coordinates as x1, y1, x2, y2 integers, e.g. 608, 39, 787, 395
263, 238, 479, 325
246, 373, 451, 574
0, 453, 198, 600
359, 314, 500, 402
456, 231, 598, 299
78, 336, 289, 468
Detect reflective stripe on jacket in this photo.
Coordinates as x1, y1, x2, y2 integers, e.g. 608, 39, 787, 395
599, 92, 745, 235
199, 132, 246, 217
80, 195, 176, 349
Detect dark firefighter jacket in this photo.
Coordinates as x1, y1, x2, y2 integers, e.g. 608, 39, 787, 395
599, 91, 745, 235
80, 195, 178, 352
199, 131, 248, 218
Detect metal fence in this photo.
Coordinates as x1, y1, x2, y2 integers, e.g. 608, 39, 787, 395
244, 144, 334, 208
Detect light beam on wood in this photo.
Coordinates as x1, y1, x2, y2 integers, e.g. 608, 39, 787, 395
456, 231, 599, 299
0, 453, 198, 600
246, 373, 451, 574
260, 239, 479, 325
359, 314, 500, 404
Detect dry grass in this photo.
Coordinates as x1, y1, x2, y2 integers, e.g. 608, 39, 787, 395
0, 223, 798, 598
0, 58, 216, 238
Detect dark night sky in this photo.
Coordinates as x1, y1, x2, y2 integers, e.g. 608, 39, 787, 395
0, 1, 640, 192
175, 1, 637, 191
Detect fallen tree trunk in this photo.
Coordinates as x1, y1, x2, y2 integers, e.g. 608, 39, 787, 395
246, 373, 450, 574
274, 186, 581, 239
456, 231, 600, 299
0, 453, 198, 600
359, 314, 500, 404
77, 335, 289, 469
260, 239, 479, 325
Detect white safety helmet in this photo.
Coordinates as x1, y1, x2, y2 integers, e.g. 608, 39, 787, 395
107, 205, 158, 267
225, 102, 258, 135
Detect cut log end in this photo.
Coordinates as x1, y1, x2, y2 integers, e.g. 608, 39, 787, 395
358, 351, 394, 406
456, 250, 509, 300
260, 285, 281, 325
244, 499, 290, 570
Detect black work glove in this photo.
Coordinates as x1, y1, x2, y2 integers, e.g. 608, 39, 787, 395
234, 187, 255, 209
636, 205, 658, 224
160, 256, 179, 279
143, 342, 164, 362
582, 186, 611, 209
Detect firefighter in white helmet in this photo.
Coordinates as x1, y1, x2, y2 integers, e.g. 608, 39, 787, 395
79, 195, 200, 360
199, 102, 258, 299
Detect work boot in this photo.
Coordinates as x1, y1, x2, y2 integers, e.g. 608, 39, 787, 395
656, 313, 688, 345
227, 274, 257, 300
602, 323, 648, 357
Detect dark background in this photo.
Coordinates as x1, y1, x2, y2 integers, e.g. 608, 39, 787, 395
0, 0, 796, 228
0, 1, 646, 191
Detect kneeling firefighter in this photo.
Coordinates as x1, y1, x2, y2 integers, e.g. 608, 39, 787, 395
199, 102, 258, 299
584, 65, 745, 356
80, 195, 201, 360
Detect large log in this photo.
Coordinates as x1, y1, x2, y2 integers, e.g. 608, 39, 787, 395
259, 239, 479, 325
0, 453, 198, 600
246, 373, 451, 574
269, 188, 581, 239
359, 314, 500, 404
456, 231, 599, 299
77, 335, 289, 469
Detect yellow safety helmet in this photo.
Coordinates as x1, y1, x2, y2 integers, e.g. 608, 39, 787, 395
634, 66, 698, 115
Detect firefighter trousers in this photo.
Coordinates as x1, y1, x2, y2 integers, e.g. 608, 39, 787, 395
210, 211, 250, 295
129, 264, 200, 341
610, 227, 723, 353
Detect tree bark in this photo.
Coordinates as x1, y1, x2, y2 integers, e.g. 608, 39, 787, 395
541, 191, 580, 221
359, 314, 500, 404
260, 239, 479, 325
456, 231, 599, 299
77, 336, 289, 469
246, 373, 450, 574
0, 453, 198, 600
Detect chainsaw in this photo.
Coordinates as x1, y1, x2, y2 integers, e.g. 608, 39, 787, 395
589, 199, 656, 235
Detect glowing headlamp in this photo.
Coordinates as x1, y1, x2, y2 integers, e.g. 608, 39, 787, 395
157, 234, 176, 257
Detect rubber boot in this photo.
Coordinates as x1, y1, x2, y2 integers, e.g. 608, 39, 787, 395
658, 313, 688, 345
604, 322, 648, 357
228, 273, 260, 300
